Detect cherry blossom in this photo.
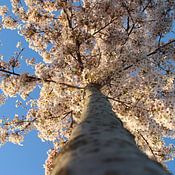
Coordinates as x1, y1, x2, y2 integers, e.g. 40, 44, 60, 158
0, 0, 175, 174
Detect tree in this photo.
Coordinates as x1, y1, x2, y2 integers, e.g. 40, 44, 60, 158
0, 0, 175, 174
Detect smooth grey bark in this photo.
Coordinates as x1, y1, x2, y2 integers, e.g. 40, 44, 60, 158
51, 84, 166, 175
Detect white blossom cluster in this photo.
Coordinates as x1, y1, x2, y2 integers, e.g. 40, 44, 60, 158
0, 74, 36, 99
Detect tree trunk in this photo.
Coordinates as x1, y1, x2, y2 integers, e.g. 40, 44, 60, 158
51, 84, 166, 175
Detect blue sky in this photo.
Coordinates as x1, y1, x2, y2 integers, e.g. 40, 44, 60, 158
0, 1, 175, 175
0, 131, 51, 175
0, 27, 52, 175
0, 2, 53, 175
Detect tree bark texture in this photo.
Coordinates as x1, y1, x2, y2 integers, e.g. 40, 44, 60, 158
51, 84, 166, 175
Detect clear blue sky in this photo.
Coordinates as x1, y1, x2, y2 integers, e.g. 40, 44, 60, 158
0, 1, 175, 175
0, 28, 52, 175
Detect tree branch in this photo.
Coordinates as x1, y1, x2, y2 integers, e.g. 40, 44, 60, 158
92, 16, 118, 36
138, 131, 157, 161
0, 69, 84, 89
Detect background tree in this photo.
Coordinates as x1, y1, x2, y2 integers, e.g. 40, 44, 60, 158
0, 0, 175, 174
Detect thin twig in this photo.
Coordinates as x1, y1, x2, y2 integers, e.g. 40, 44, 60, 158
142, 0, 152, 12
62, 111, 73, 119
138, 131, 157, 161
59, 82, 85, 89
147, 39, 175, 57
0, 68, 84, 89
92, 17, 118, 36
107, 96, 131, 108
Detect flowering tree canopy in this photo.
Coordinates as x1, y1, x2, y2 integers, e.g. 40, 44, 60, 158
0, 0, 175, 174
